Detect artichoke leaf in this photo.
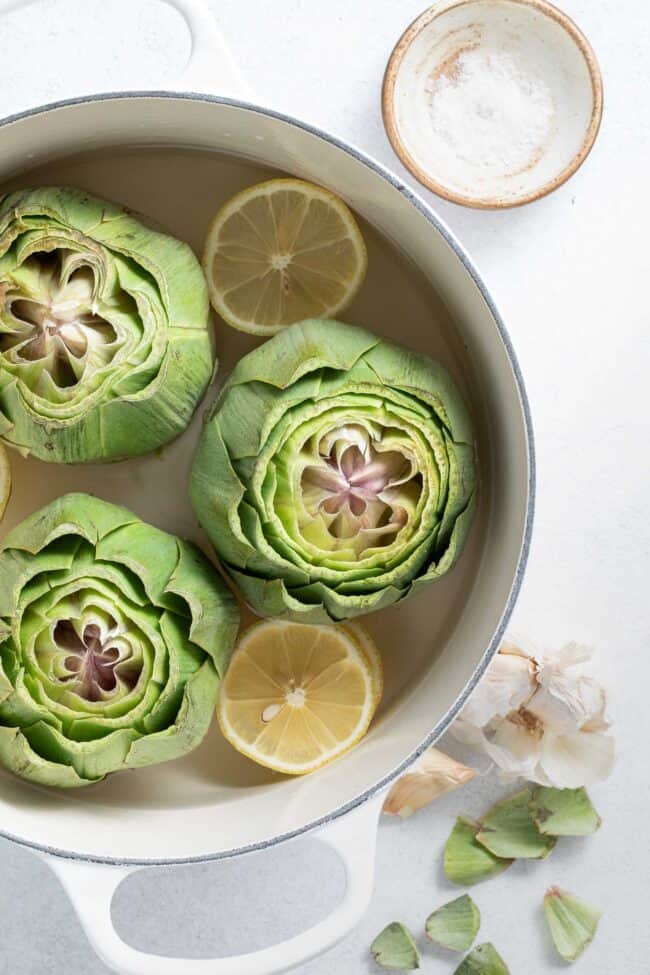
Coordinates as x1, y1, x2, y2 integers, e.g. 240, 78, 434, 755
444, 815, 513, 886
476, 787, 556, 860
529, 786, 601, 836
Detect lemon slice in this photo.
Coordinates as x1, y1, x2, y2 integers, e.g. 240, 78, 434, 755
0, 443, 11, 522
217, 620, 383, 774
202, 178, 367, 336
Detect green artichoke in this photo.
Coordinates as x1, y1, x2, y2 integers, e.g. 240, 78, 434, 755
0, 493, 239, 787
191, 319, 476, 623
0, 187, 213, 463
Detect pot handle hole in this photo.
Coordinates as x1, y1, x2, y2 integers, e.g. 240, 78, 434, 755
37, 794, 384, 975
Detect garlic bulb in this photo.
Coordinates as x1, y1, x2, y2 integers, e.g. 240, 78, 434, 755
452, 640, 614, 788
383, 747, 476, 818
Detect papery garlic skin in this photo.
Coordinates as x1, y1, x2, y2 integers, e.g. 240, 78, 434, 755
460, 642, 536, 727
451, 640, 614, 789
383, 747, 476, 818
528, 643, 608, 734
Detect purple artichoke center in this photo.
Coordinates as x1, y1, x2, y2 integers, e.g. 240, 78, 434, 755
300, 424, 422, 552
53, 618, 137, 702
0, 251, 115, 388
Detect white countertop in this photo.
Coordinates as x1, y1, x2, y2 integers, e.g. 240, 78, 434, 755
0, 1, 647, 973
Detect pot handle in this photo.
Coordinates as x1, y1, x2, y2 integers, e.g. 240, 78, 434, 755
158, 0, 252, 98
36, 794, 383, 975
0, 0, 251, 99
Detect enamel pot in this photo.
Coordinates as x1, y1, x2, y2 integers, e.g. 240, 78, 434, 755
0, 1, 534, 972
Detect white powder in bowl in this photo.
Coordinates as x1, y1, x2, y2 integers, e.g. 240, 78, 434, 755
390, 0, 598, 204
426, 47, 555, 176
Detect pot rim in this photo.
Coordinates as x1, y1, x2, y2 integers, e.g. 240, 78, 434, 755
0, 90, 535, 866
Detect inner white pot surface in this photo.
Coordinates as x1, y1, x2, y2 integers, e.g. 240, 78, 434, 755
0, 95, 533, 863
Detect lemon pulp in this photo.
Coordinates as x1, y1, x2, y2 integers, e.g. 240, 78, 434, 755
217, 620, 382, 774
202, 178, 367, 335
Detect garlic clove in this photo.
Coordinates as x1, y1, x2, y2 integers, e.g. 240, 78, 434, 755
383, 747, 476, 818
459, 651, 536, 728
450, 718, 490, 748
531, 642, 609, 734
451, 637, 614, 790
543, 887, 602, 962
527, 676, 608, 735
458, 718, 541, 782
539, 730, 615, 789
550, 641, 594, 668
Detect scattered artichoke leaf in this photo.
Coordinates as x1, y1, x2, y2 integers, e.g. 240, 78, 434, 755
425, 894, 480, 952
371, 922, 420, 970
544, 886, 602, 962
529, 786, 601, 836
476, 788, 556, 859
452, 942, 510, 974
444, 815, 512, 886
383, 748, 476, 818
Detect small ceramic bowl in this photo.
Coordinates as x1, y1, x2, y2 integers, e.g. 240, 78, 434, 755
382, 0, 603, 208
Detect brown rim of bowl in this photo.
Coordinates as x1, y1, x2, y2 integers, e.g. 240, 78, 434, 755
381, 0, 604, 209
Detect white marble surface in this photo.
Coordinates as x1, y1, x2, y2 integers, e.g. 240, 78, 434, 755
0, 0, 648, 972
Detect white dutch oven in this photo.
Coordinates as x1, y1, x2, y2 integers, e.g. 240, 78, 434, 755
0, 1, 534, 972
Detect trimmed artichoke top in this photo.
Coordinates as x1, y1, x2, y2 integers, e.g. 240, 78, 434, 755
191, 319, 476, 624
0, 493, 239, 787
0, 187, 213, 463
